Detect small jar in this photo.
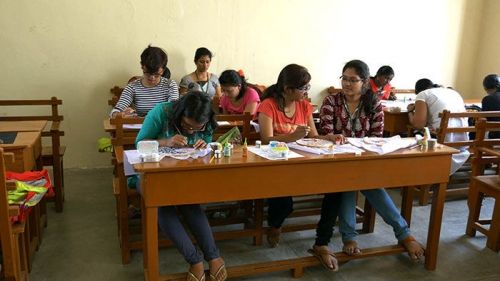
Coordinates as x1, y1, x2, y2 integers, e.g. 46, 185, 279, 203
269, 141, 279, 148
223, 144, 231, 157
255, 140, 262, 148
214, 150, 222, 159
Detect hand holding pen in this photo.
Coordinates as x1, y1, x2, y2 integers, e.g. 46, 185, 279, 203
193, 139, 207, 149
163, 135, 188, 147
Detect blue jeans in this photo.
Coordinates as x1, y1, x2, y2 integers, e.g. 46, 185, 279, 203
339, 189, 410, 243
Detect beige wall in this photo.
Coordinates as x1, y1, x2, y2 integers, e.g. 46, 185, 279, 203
0, 0, 487, 168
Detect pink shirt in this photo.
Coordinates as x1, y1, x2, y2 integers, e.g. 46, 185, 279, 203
220, 87, 260, 115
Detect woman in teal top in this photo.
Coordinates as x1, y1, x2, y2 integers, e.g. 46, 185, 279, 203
136, 91, 227, 281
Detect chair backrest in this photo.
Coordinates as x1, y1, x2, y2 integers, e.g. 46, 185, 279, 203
109, 86, 124, 107
436, 110, 500, 149
214, 112, 260, 144
471, 119, 500, 176
0, 148, 22, 279
392, 89, 415, 94
109, 115, 144, 148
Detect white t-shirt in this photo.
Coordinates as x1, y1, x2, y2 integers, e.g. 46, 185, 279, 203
415, 87, 469, 174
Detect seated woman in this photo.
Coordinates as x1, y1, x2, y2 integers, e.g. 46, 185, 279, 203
135, 92, 226, 281
312, 60, 424, 270
219, 70, 261, 116
369, 65, 396, 100
481, 74, 500, 138
257, 64, 344, 262
110, 45, 179, 117
408, 78, 469, 174
180, 47, 221, 100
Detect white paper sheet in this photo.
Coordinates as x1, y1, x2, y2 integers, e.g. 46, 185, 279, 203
123, 124, 142, 129
248, 145, 303, 160
347, 136, 417, 155
287, 142, 364, 155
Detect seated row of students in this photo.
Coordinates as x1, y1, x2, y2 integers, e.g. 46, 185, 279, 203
134, 60, 427, 280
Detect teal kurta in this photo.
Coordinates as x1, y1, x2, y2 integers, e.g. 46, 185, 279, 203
135, 102, 214, 146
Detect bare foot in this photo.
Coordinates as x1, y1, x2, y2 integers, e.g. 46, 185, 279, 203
342, 240, 362, 256
401, 236, 425, 262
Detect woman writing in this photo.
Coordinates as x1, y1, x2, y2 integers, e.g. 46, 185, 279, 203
219, 70, 261, 116
136, 92, 226, 281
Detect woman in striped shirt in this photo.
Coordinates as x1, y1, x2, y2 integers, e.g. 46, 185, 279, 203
110, 45, 179, 117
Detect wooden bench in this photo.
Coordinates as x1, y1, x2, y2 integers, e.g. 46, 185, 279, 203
0, 97, 66, 212
414, 110, 500, 205
0, 149, 28, 281
466, 119, 500, 251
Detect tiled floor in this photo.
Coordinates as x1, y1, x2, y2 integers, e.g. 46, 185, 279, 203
28, 168, 500, 281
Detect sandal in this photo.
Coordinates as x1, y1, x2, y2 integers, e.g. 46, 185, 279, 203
342, 240, 362, 256
267, 227, 281, 248
400, 235, 425, 262
209, 263, 227, 281
187, 271, 206, 281
308, 245, 339, 272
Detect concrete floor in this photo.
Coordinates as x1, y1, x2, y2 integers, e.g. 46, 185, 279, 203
29, 168, 500, 281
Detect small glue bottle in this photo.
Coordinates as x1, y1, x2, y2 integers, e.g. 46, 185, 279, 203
223, 142, 231, 157
422, 127, 431, 148
242, 138, 248, 157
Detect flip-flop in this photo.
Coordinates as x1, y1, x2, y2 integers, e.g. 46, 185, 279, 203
187, 271, 206, 281
400, 236, 425, 262
209, 263, 227, 281
342, 240, 362, 256
308, 245, 339, 272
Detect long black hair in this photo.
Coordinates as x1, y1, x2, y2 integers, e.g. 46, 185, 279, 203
343, 60, 378, 114
168, 91, 217, 132
219, 70, 248, 101
261, 64, 311, 112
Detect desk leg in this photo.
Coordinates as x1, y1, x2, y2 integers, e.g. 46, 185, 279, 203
425, 182, 446, 270
401, 186, 414, 226
143, 205, 159, 281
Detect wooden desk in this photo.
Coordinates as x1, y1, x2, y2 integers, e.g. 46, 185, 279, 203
0, 132, 42, 172
0, 121, 47, 133
384, 109, 409, 136
135, 145, 456, 280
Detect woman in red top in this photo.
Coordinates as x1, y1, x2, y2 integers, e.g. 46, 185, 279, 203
369, 65, 396, 100
257, 64, 344, 263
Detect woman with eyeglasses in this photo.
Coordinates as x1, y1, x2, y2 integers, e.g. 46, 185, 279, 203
312, 60, 424, 269
219, 69, 261, 116
257, 64, 344, 262
110, 45, 179, 118
135, 91, 227, 281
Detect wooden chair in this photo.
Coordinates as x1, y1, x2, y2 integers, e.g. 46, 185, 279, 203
0, 97, 66, 212
466, 119, 500, 251
413, 110, 500, 205
214, 112, 260, 144
0, 148, 28, 281
109, 86, 124, 107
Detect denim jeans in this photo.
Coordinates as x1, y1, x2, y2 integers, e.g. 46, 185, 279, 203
339, 189, 410, 242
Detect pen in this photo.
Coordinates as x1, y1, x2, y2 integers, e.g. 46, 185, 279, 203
209, 155, 215, 163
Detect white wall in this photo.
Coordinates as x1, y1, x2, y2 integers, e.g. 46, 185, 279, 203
0, 0, 476, 168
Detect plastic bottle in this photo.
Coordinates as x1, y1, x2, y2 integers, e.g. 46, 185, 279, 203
223, 142, 231, 157
422, 127, 431, 148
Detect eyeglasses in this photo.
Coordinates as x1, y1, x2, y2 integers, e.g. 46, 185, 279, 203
340, 76, 363, 84
143, 71, 163, 79
296, 84, 311, 92
180, 119, 207, 132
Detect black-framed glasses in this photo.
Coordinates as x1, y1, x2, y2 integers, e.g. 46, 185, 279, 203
340, 76, 363, 84
296, 84, 311, 92
180, 119, 207, 132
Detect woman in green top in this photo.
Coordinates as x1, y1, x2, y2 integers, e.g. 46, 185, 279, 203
136, 91, 226, 281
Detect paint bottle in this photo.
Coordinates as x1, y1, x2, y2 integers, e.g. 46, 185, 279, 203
242, 138, 248, 157
223, 142, 231, 157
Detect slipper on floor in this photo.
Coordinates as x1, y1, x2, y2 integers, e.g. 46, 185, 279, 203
187, 271, 206, 281
209, 263, 227, 281
342, 240, 362, 256
308, 245, 339, 272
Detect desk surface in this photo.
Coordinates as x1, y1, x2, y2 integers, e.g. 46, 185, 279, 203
0, 121, 47, 132
136, 145, 455, 280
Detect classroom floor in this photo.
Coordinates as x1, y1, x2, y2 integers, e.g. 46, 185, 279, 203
28, 168, 500, 281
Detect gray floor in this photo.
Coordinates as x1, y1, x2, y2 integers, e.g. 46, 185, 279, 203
29, 168, 500, 281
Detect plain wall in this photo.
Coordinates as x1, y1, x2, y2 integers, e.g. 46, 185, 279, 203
0, 0, 487, 168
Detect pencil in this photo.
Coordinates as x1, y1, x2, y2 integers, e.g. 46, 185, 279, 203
209, 155, 215, 163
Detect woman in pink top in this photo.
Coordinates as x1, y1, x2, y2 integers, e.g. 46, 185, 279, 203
219, 70, 260, 115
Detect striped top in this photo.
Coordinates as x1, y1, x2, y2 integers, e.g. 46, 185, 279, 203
111, 77, 179, 117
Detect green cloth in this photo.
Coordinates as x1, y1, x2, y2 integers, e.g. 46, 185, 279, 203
8, 181, 48, 206
135, 102, 214, 146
